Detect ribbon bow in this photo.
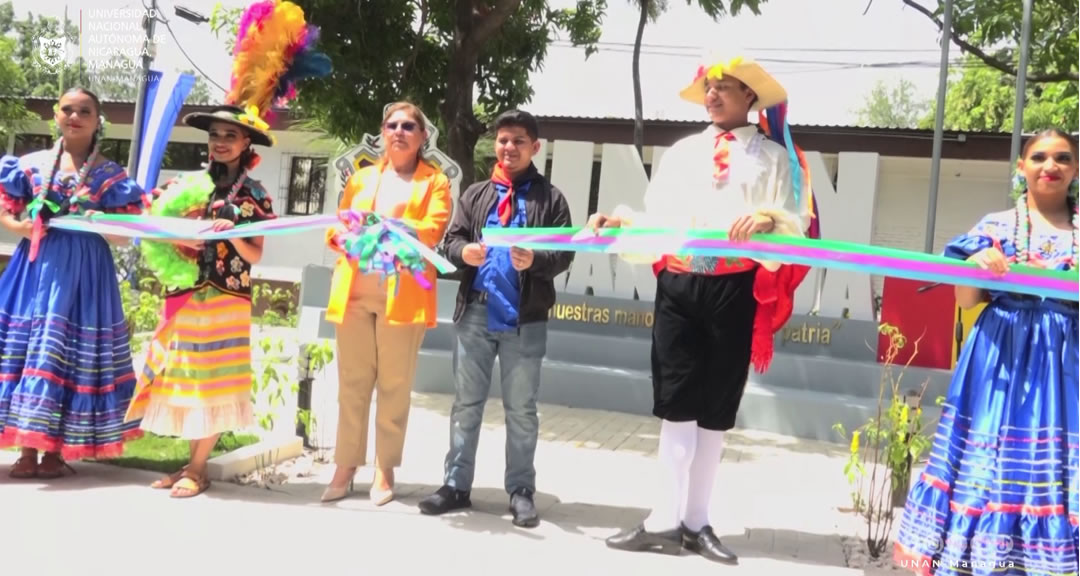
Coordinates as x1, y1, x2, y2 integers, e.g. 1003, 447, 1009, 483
26, 195, 62, 262
332, 210, 431, 291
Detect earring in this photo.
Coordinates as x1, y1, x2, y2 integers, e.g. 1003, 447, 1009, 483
1011, 171, 1027, 200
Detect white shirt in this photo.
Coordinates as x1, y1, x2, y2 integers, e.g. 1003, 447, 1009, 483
612, 124, 810, 271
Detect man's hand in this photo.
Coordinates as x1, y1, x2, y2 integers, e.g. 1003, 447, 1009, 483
728, 213, 774, 242
462, 242, 487, 267
969, 247, 1010, 276
585, 213, 622, 234
510, 246, 534, 271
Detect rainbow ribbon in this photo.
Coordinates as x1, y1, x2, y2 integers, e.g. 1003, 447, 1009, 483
47, 213, 340, 239
481, 227, 1080, 302
332, 210, 456, 289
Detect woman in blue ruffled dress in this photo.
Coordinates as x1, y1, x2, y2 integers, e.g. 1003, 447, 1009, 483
0, 87, 149, 479
895, 128, 1079, 576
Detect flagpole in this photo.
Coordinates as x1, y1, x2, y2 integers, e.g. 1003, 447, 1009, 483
126, 0, 158, 180
59, 5, 67, 97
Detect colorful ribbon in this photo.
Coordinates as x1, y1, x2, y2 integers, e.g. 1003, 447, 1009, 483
331, 210, 456, 289
480, 227, 1080, 302
48, 212, 340, 239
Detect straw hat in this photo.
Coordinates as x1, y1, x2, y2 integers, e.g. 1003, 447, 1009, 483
678, 56, 787, 111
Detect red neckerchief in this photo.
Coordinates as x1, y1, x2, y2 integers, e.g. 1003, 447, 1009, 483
713, 131, 736, 183
492, 162, 514, 226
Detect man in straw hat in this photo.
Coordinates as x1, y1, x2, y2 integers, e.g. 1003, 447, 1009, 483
586, 55, 814, 563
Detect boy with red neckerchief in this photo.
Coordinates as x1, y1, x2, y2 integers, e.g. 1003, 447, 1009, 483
419, 110, 574, 528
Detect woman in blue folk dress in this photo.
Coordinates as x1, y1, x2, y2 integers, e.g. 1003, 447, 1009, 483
0, 87, 149, 479
895, 128, 1079, 576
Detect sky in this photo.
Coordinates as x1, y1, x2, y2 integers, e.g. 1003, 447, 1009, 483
10, 0, 962, 126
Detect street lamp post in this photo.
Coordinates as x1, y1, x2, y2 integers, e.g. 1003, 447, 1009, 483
923, 0, 954, 254
1007, 0, 1034, 206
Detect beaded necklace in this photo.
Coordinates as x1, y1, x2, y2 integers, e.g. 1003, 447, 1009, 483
26, 137, 101, 261
30, 136, 101, 220
1013, 191, 1079, 269
205, 155, 250, 218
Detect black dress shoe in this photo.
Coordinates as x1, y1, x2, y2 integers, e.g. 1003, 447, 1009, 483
509, 488, 540, 528
418, 485, 472, 515
605, 525, 683, 555
680, 524, 738, 565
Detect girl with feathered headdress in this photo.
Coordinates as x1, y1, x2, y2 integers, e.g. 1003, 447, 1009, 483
125, 0, 330, 499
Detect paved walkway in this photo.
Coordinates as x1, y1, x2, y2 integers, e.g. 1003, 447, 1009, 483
1, 392, 898, 576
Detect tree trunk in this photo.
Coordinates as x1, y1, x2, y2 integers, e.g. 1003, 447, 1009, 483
442, 49, 483, 188
441, 0, 522, 189
632, 0, 649, 159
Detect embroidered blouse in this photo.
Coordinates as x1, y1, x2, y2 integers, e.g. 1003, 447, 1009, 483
167, 176, 276, 300
0, 150, 148, 216
612, 124, 808, 274
944, 209, 1076, 301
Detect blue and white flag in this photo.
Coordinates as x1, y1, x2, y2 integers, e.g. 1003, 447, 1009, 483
134, 69, 197, 191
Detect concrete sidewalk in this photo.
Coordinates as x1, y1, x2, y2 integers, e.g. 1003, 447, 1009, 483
1, 392, 891, 576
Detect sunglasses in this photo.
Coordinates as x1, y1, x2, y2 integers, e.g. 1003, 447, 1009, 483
385, 121, 418, 132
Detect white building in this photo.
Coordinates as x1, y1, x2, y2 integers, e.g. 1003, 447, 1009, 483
1, 98, 1018, 303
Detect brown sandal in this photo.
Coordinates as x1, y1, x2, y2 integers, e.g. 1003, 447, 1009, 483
36, 453, 76, 479
8, 455, 38, 479
151, 467, 187, 489
169, 472, 211, 499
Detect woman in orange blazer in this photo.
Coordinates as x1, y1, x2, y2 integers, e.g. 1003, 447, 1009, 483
321, 102, 451, 505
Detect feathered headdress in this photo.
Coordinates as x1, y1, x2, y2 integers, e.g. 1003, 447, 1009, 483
227, 0, 332, 118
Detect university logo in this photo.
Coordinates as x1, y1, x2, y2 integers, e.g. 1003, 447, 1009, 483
33, 32, 69, 75
332, 104, 462, 205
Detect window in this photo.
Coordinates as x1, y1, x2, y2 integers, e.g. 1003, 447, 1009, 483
99, 139, 131, 163
13, 134, 53, 156
161, 142, 208, 171
287, 156, 327, 215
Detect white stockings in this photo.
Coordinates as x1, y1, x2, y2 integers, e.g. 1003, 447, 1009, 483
642, 419, 726, 532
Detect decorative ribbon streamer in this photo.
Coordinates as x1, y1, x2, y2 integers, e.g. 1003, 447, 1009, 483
481, 227, 1080, 302
330, 210, 456, 291
48, 212, 341, 239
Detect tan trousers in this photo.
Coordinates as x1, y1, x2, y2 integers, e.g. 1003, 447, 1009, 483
334, 274, 426, 469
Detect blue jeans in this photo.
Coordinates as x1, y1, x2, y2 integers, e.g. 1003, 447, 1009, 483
444, 302, 547, 495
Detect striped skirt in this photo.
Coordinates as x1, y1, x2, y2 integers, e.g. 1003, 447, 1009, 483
125, 285, 254, 439
894, 297, 1078, 576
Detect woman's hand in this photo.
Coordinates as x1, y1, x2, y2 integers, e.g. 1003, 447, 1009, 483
969, 247, 1010, 276
13, 219, 34, 240
211, 219, 235, 232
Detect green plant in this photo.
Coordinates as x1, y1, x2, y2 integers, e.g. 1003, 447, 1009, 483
252, 282, 299, 328
297, 340, 335, 448
833, 323, 939, 560
251, 335, 293, 432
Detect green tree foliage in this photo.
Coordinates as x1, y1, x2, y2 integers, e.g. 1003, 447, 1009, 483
916, 59, 1078, 132
894, 0, 1077, 83
212, 0, 609, 187
856, 79, 931, 129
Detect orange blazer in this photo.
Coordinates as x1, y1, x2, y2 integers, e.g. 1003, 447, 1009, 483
324, 158, 452, 327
